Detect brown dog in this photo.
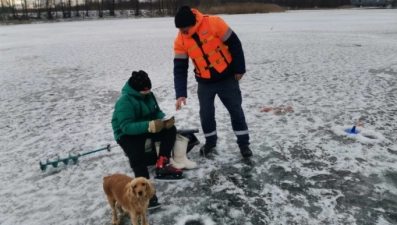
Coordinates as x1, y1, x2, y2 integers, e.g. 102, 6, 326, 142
103, 174, 155, 225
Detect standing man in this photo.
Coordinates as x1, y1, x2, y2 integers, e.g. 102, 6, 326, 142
173, 6, 252, 158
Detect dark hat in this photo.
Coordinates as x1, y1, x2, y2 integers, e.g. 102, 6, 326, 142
174, 5, 196, 28
128, 70, 152, 92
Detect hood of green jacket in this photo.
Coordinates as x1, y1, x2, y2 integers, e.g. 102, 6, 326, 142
121, 81, 146, 100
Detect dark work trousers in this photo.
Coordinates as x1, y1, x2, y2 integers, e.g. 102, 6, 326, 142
118, 126, 177, 179
197, 76, 250, 148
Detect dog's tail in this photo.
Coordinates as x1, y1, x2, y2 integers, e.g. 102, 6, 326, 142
103, 175, 113, 196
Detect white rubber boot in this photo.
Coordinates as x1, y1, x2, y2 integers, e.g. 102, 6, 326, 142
172, 134, 197, 169
155, 142, 185, 169
169, 158, 185, 169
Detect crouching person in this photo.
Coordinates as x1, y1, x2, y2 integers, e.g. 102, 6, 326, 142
111, 70, 181, 209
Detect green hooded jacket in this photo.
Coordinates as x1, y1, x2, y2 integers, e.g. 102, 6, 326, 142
111, 81, 165, 141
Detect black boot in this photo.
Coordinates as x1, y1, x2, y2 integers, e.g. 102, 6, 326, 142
199, 144, 216, 156
239, 146, 253, 158
132, 164, 150, 179
148, 194, 161, 210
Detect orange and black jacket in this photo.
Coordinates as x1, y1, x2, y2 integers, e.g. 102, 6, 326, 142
173, 9, 246, 99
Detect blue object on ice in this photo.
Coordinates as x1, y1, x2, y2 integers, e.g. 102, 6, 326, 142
345, 126, 360, 134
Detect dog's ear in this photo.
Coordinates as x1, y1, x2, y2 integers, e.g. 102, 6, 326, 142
125, 180, 138, 202
145, 179, 155, 199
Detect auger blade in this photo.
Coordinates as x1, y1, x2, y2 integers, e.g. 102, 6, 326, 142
39, 161, 47, 171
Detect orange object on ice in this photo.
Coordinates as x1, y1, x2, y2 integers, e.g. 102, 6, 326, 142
262, 107, 273, 112
261, 107, 294, 113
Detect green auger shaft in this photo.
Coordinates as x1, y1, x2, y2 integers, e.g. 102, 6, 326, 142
40, 144, 118, 171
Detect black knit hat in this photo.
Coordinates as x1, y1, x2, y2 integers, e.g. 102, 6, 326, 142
128, 70, 152, 92
174, 5, 196, 28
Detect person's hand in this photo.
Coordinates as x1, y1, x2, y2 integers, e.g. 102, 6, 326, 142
148, 119, 165, 133
163, 116, 175, 129
235, 74, 244, 81
175, 97, 186, 111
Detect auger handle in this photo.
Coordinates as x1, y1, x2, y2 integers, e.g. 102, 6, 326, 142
81, 144, 116, 156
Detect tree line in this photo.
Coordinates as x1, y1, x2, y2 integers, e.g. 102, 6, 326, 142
1, 0, 360, 21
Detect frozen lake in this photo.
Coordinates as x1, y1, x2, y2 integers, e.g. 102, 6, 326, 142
1, 8, 397, 225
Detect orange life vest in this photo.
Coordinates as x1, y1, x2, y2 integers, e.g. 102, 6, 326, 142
184, 16, 233, 79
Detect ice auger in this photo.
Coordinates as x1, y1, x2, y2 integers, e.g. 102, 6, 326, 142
39, 144, 118, 171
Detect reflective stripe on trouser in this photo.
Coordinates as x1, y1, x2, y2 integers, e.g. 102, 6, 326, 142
198, 76, 250, 147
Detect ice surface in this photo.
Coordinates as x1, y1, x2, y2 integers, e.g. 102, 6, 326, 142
0, 8, 397, 225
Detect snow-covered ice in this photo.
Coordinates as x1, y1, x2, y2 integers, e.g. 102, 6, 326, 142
1, 8, 397, 225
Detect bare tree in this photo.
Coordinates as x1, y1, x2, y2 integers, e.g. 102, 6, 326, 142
60, 0, 66, 18
5, 0, 17, 19
97, 0, 103, 17
134, 0, 139, 16
53, 0, 58, 18
157, 0, 163, 15
0, 0, 5, 20
21, 0, 28, 19
34, 0, 42, 19
0, 0, 9, 21
200, 0, 214, 8
146, 0, 153, 15
45, 0, 53, 19
84, 0, 91, 17
67, 0, 71, 17
106, 0, 115, 16
75, 0, 80, 17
